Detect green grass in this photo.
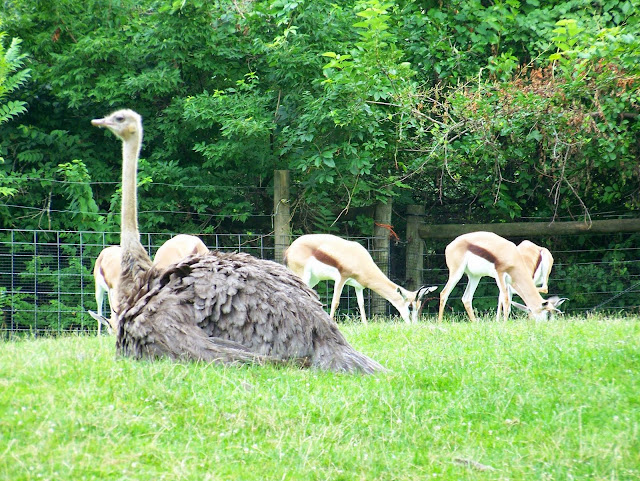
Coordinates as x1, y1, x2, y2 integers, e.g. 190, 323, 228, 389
1, 315, 639, 480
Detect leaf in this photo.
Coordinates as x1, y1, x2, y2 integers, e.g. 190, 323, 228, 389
323, 157, 335, 168
526, 129, 542, 142
0, 100, 28, 124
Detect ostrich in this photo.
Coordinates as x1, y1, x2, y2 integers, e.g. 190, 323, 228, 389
90, 109, 384, 374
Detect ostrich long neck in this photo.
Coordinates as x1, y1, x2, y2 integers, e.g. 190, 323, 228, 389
121, 134, 142, 251
120, 129, 152, 287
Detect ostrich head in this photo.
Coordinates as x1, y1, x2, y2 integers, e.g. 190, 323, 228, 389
91, 109, 142, 142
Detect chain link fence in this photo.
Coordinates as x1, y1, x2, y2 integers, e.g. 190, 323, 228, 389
1, 229, 638, 336
0, 230, 385, 335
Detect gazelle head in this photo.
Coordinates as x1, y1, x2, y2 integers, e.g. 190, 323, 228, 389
512, 296, 568, 321
397, 285, 438, 323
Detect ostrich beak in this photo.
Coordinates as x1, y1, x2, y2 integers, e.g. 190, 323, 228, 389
91, 118, 107, 127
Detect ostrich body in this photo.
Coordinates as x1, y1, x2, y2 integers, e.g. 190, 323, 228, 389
91, 109, 384, 374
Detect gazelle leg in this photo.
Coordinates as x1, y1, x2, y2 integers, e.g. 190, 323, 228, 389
461, 275, 481, 322
329, 279, 346, 319
438, 269, 464, 322
505, 286, 513, 320
354, 286, 368, 324
497, 285, 514, 321
96, 283, 105, 335
495, 275, 511, 322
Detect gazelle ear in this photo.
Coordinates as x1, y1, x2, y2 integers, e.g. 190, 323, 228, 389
511, 301, 530, 312
551, 296, 568, 308
397, 287, 408, 301
416, 285, 438, 300
544, 296, 568, 313
88, 310, 111, 330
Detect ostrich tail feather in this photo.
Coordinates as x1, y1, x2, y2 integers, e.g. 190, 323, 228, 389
311, 342, 387, 374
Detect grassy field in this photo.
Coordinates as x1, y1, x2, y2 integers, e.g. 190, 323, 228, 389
1, 315, 638, 481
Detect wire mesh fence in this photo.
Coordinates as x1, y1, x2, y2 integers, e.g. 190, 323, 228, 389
0, 229, 638, 336
0, 229, 383, 335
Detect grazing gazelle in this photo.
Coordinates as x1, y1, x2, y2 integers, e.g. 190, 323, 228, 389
284, 234, 437, 323
93, 245, 123, 334
91, 234, 209, 334
153, 234, 209, 269
497, 240, 555, 318
438, 231, 565, 322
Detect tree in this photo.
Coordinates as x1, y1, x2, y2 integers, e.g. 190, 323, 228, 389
0, 0, 637, 235
0, 30, 30, 198
0, 32, 29, 126
401, 16, 640, 222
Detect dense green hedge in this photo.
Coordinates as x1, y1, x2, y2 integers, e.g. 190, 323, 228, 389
0, 0, 637, 236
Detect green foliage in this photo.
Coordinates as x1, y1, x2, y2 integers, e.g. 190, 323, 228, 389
0, 31, 30, 171
1, 235, 100, 332
0, 123, 104, 230
552, 234, 639, 311
0, 33, 30, 125
0, 100, 26, 125
402, 15, 639, 221
282, 0, 419, 221
56, 160, 102, 228
0, 0, 637, 236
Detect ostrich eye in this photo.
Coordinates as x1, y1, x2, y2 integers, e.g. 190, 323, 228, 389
115, 116, 125, 122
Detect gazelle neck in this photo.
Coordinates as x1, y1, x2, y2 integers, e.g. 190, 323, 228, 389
364, 274, 416, 322
364, 271, 403, 304
509, 266, 545, 312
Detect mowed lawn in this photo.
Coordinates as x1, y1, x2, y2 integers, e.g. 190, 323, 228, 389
1, 316, 638, 481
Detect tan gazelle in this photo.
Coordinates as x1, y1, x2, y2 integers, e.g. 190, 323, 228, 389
438, 231, 565, 322
285, 234, 436, 323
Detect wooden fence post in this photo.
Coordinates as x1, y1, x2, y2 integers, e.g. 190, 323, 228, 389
273, 169, 290, 264
405, 204, 425, 290
372, 198, 393, 317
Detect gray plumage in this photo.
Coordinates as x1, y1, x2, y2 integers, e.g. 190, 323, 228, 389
91, 109, 384, 374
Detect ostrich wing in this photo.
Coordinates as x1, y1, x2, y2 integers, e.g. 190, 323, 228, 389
117, 252, 385, 374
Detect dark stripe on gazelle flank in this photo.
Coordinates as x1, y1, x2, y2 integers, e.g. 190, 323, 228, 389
533, 251, 543, 276
311, 248, 344, 272
468, 244, 500, 267
99, 264, 113, 289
